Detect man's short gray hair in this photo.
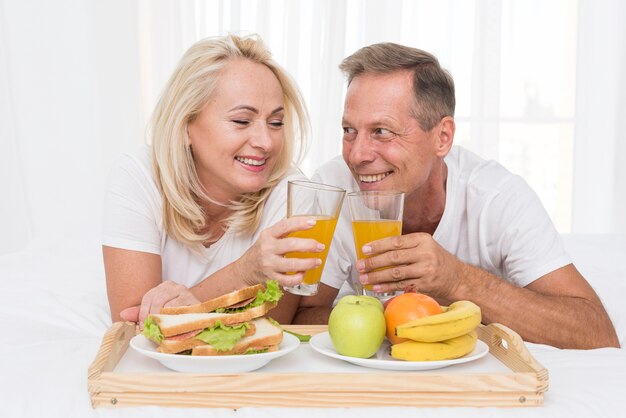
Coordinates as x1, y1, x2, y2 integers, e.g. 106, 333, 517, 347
339, 42, 455, 131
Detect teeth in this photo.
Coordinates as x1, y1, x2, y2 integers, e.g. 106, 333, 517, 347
359, 172, 391, 183
236, 156, 266, 166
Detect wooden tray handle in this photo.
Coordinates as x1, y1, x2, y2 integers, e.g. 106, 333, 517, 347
477, 323, 548, 381
88, 322, 136, 380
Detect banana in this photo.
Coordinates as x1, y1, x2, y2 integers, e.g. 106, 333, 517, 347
390, 331, 477, 361
396, 300, 481, 342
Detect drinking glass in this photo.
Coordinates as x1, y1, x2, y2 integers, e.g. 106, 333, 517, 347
284, 180, 346, 296
348, 190, 405, 299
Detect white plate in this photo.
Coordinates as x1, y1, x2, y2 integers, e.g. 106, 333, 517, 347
129, 332, 300, 373
309, 332, 489, 371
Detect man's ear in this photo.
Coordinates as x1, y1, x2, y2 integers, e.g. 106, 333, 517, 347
434, 116, 455, 157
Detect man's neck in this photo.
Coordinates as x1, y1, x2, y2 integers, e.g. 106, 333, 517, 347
402, 160, 448, 236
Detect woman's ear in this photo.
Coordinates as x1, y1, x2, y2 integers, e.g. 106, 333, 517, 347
435, 116, 455, 157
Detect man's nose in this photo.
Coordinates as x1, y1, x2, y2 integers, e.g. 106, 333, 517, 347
348, 133, 375, 164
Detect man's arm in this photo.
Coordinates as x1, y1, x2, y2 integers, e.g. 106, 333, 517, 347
292, 283, 338, 324
454, 263, 619, 348
358, 233, 619, 349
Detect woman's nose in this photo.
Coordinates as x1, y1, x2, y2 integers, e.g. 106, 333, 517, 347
249, 124, 274, 152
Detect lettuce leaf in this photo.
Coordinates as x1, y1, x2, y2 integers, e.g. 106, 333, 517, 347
244, 348, 269, 354
194, 321, 250, 352
215, 280, 283, 313
142, 316, 164, 344
267, 317, 311, 342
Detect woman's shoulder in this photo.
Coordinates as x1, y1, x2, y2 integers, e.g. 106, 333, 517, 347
107, 145, 160, 190
106, 145, 161, 205
110, 145, 153, 176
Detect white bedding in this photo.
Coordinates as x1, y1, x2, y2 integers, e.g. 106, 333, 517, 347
1, 234, 624, 417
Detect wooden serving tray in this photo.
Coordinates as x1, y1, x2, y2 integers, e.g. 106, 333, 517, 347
88, 323, 548, 408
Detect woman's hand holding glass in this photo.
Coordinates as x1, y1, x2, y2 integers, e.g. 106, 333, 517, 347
240, 216, 327, 288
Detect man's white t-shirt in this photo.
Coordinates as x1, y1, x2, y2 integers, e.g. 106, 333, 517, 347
102, 146, 306, 288
312, 146, 571, 295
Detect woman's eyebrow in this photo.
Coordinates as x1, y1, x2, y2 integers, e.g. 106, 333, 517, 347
227, 105, 284, 115
269, 106, 284, 115
228, 105, 258, 113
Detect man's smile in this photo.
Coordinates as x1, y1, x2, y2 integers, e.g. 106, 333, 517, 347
358, 171, 393, 183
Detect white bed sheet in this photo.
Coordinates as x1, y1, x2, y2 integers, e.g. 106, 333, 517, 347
1, 234, 624, 418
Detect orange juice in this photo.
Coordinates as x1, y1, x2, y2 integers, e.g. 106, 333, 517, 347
285, 215, 338, 285
352, 220, 402, 290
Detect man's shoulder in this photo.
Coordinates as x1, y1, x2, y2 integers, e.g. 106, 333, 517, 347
447, 146, 524, 193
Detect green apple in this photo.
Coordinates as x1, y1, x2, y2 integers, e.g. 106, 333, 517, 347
328, 295, 386, 358
336, 295, 384, 312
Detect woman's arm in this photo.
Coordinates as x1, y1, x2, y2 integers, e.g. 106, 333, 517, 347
106, 216, 324, 324
104, 246, 163, 322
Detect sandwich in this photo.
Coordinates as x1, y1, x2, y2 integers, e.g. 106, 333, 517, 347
191, 317, 283, 356
142, 280, 283, 355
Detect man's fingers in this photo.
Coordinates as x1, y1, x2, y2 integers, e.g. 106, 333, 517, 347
361, 260, 429, 285
363, 234, 405, 255
364, 232, 427, 256
358, 248, 414, 272
362, 265, 408, 286
370, 278, 419, 294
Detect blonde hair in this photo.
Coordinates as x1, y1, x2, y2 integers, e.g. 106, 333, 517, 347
339, 43, 455, 131
150, 34, 309, 248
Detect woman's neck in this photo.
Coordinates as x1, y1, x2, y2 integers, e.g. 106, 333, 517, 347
198, 201, 233, 247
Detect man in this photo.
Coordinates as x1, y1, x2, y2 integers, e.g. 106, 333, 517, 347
294, 42, 619, 349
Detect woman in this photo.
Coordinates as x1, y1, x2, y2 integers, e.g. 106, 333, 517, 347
103, 34, 322, 325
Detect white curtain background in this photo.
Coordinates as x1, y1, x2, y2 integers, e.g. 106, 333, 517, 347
1, 0, 625, 256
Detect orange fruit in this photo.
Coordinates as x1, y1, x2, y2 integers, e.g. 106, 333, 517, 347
383, 293, 443, 344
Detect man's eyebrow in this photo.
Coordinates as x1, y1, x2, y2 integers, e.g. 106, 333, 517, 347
342, 117, 397, 127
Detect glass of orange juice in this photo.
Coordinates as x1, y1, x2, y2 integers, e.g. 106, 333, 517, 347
348, 190, 405, 299
284, 180, 346, 296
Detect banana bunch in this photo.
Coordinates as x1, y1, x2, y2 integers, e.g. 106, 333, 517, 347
391, 330, 477, 361
390, 300, 482, 361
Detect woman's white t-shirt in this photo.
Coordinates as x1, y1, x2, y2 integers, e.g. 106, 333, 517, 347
102, 146, 306, 288
313, 146, 571, 294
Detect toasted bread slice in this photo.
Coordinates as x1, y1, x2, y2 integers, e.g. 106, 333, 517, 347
149, 302, 276, 338
191, 318, 283, 356
160, 284, 264, 314
191, 343, 280, 356
149, 311, 252, 338
237, 301, 277, 318
158, 322, 257, 354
